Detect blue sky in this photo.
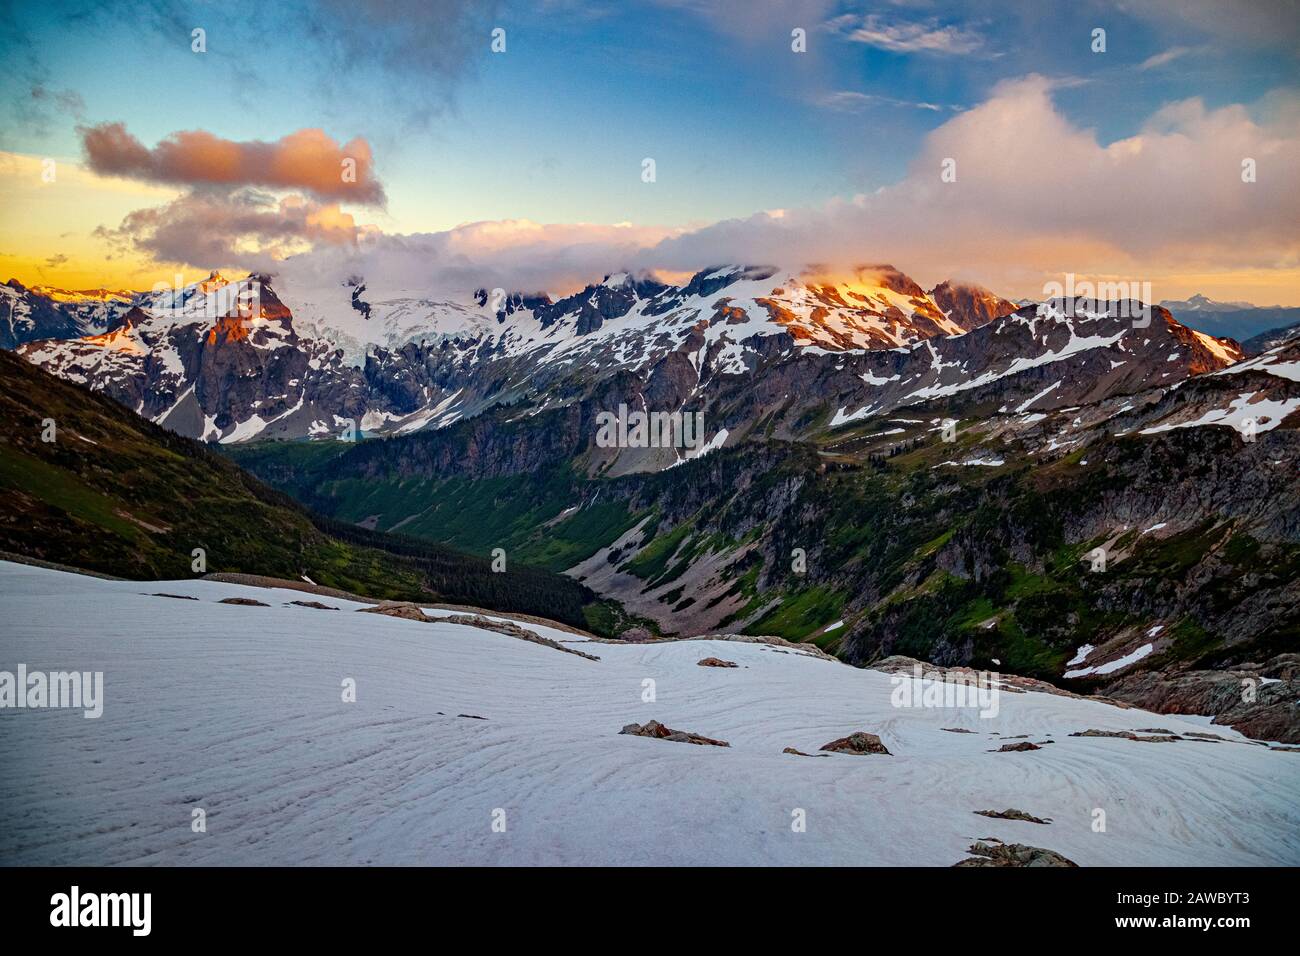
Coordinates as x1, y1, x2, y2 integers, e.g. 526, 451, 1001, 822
1, 1, 1297, 302
5, 0, 1295, 232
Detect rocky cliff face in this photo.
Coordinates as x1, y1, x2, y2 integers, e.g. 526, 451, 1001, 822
929, 280, 1019, 331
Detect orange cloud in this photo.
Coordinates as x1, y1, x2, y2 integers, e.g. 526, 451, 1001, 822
79, 124, 385, 204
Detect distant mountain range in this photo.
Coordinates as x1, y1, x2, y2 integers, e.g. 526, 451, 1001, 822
1159, 293, 1260, 312
8, 265, 1020, 447
0, 265, 1260, 463
1157, 293, 1300, 341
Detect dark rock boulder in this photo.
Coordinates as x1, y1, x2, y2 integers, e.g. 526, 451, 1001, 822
819, 731, 891, 755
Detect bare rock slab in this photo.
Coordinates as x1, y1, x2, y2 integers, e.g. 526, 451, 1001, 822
697, 657, 739, 668
358, 601, 428, 621
975, 808, 1052, 824
620, 720, 729, 747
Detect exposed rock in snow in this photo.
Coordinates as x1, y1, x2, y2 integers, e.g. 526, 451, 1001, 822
1069, 729, 1179, 743
781, 746, 828, 757
359, 601, 600, 660
974, 808, 1052, 824
697, 657, 739, 668
954, 842, 1077, 867
819, 731, 891, 755
358, 601, 429, 621
620, 720, 730, 747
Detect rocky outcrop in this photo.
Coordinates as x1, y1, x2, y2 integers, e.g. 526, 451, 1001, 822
424, 612, 600, 661
928, 280, 1018, 331
954, 841, 1077, 867
1069, 729, 1180, 743
359, 601, 429, 621
697, 657, 738, 668
359, 602, 600, 660
619, 720, 729, 747
1101, 658, 1300, 744
819, 731, 891, 755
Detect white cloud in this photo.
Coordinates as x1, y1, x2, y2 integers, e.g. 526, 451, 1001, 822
275, 219, 680, 298
1139, 46, 1197, 71
638, 76, 1300, 292
817, 91, 946, 112
828, 12, 984, 55
276, 76, 1300, 302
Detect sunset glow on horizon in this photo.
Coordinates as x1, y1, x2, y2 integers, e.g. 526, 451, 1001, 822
2, 1, 1297, 307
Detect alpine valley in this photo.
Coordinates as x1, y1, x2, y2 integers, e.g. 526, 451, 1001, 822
5, 263, 1300, 742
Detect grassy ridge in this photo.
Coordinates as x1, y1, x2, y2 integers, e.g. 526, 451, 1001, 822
0, 350, 596, 626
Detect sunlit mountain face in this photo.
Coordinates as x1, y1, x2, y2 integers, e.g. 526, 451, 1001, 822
1, 0, 1298, 883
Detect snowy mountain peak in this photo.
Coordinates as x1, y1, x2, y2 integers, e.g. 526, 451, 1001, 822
11, 261, 1247, 448
27, 285, 135, 304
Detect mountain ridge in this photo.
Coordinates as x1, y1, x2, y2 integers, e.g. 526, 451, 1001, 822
10, 266, 1245, 463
